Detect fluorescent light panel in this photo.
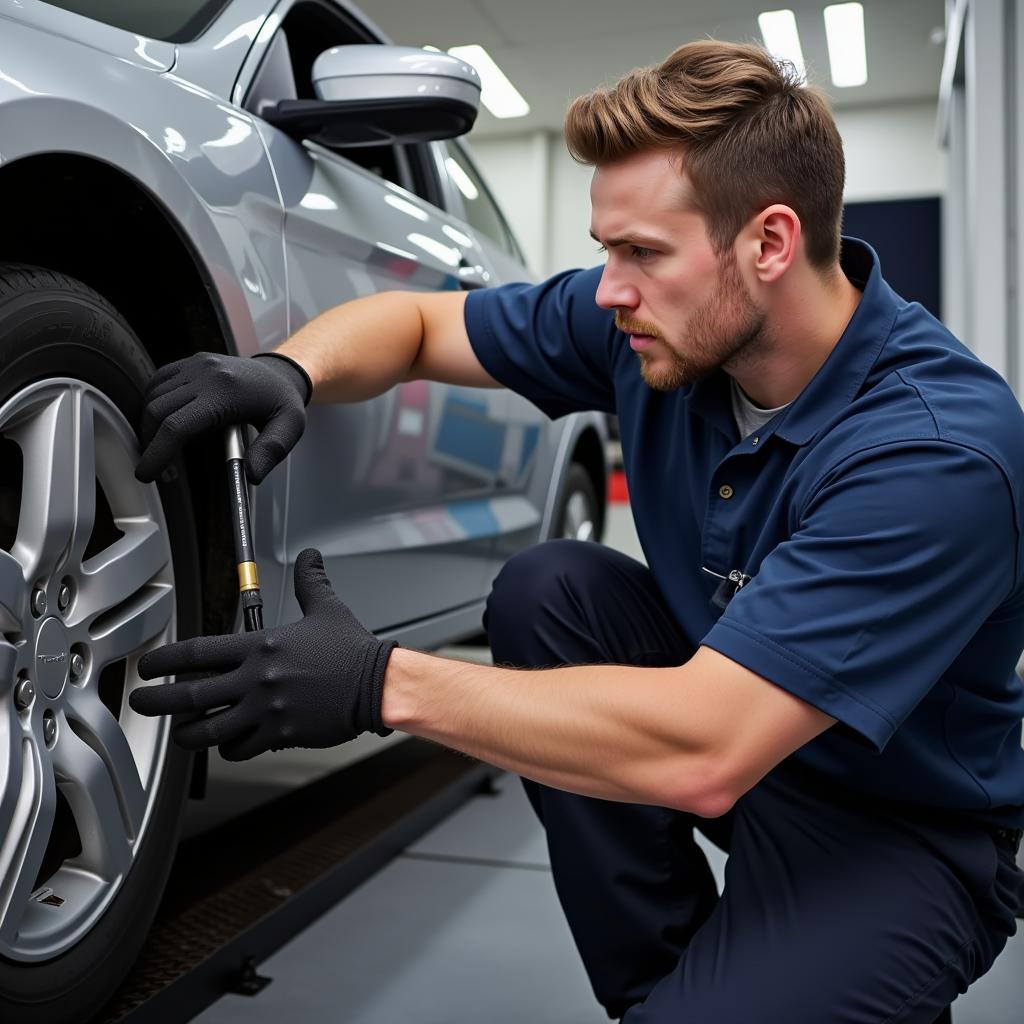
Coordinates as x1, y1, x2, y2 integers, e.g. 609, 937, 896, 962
757, 9, 806, 83
448, 44, 530, 119
824, 3, 867, 87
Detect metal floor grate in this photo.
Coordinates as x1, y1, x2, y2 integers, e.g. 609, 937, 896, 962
96, 740, 493, 1023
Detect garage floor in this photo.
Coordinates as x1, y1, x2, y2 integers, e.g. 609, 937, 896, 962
193, 503, 1023, 1024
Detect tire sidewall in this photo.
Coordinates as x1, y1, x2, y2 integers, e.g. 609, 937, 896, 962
0, 273, 200, 1022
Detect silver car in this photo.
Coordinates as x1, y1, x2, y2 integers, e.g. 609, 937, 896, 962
0, 1, 608, 1018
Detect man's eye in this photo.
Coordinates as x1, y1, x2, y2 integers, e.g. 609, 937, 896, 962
632, 246, 655, 259
595, 243, 607, 254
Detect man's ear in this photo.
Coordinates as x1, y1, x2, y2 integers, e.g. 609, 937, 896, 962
748, 205, 801, 284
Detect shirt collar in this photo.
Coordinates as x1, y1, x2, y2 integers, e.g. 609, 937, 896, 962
687, 237, 900, 447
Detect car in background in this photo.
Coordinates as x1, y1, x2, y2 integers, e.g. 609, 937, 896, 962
0, 1, 608, 1019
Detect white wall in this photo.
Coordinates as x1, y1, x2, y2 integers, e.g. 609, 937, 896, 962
469, 100, 946, 279
938, 0, 1020, 391
837, 102, 947, 201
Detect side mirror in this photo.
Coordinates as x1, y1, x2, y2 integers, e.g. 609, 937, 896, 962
262, 45, 481, 147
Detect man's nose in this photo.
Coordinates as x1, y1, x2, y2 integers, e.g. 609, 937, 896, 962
595, 265, 639, 311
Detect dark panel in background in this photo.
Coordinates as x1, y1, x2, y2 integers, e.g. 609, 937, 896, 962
842, 196, 942, 319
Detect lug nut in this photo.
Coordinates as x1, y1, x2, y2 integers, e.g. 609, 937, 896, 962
14, 676, 34, 711
70, 653, 85, 679
43, 712, 56, 746
58, 584, 72, 612
31, 588, 47, 617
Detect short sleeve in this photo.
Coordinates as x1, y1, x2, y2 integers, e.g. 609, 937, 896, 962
701, 442, 1020, 751
464, 266, 617, 418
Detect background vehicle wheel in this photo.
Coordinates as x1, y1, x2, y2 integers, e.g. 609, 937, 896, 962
0, 266, 201, 1023
554, 462, 602, 542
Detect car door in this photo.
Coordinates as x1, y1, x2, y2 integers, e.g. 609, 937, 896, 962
436, 140, 553, 578
242, 4, 512, 633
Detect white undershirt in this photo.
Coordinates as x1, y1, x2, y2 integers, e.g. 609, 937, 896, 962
730, 378, 791, 440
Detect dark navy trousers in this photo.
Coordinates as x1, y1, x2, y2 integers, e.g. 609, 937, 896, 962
483, 540, 1023, 1024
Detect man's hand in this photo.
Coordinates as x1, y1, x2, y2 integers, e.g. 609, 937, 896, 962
134, 351, 312, 485
128, 549, 397, 760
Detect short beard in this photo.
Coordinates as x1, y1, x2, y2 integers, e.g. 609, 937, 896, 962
634, 253, 768, 392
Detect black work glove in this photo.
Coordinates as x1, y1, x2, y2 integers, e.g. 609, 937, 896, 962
128, 549, 397, 761
134, 351, 312, 485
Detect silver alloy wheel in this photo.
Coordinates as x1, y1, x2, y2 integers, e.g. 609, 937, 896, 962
561, 491, 596, 542
0, 379, 175, 961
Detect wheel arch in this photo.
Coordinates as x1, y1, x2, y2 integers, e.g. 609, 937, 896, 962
0, 152, 233, 363
541, 414, 609, 544
0, 154, 239, 640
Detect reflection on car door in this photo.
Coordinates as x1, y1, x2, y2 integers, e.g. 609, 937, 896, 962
437, 141, 551, 579
264, 133, 511, 632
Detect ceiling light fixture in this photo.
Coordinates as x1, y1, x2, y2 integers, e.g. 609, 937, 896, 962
757, 9, 807, 83
823, 3, 868, 87
448, 44, 530, 119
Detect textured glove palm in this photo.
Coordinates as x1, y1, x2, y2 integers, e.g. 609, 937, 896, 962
129, 549, 397, 761
135, 350, 312, 484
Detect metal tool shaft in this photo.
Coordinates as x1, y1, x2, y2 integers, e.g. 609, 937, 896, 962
226, 427, 263, 631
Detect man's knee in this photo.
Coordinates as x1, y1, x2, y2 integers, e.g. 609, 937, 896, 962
485, 540, 602, 666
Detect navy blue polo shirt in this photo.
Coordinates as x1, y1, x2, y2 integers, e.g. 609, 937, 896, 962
465, 239, 1024, 827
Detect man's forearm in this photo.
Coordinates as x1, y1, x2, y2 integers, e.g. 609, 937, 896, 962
275, 291, 425, 404
381, 648, 730, 814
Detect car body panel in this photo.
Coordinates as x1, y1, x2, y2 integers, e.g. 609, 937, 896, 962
0, 13, 286, 360
0, 0, 176, 72
0, 5, 296, 623
442, 141, 590, 576
0, 0, 608, 651
172, 0, 278, 101
265, 127, 505, 628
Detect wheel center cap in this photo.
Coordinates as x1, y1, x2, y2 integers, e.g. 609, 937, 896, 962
35, 617, 69, 699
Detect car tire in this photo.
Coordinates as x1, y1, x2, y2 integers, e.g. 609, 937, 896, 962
0, 265, 200, 1023
554, 462, 602, 543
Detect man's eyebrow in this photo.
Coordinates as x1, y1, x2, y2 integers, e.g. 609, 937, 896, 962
588, 229, 668, 248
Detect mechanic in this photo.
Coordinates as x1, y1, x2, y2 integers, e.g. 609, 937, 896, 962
130, 41, 1024, 1023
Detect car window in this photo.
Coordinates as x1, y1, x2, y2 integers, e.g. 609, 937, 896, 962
246, 1, 441, 204
42, 0, 231, 42
443, 142, 523, 262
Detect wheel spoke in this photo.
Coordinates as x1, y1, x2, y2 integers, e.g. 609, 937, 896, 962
10, 389, 96, 579
0, 709, 56, 945
51, 720, 134, 881
64, 688, 146, 840
0, 640, 16, 693
70, 390, 97, 565
0, 549, 27, 633
78, 521, 169, 622
563, 493, 595, 541
89, 583, 174, 670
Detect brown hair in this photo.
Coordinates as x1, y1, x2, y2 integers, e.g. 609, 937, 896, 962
564, 41, 845, 271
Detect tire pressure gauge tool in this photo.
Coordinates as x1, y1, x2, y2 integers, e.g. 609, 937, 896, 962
226, 426, 264, 632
